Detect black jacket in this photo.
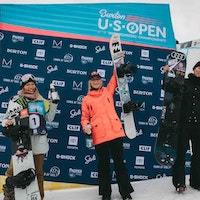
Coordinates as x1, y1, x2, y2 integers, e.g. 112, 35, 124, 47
180, 73, 200, 125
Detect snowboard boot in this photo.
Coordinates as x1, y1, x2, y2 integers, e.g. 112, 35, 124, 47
176, 183, 186, 193
2, 184, 15, 200
122, 194, 132, 200
102, 195, 111, 200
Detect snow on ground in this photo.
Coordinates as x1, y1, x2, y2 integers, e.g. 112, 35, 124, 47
1, 176, 200, 200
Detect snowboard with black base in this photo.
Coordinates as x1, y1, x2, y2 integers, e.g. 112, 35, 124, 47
155, 50, 187, 166
2, 104, 41, 200
109, 33, 139, 139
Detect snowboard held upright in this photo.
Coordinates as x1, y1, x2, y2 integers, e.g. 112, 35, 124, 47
155, 50, 186, 166
3, 107, 41, 200
109, 34, 138, 139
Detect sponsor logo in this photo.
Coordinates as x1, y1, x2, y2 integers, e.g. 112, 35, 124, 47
152, 105, 162, 111
70, 109, 81, 119
52, 80, 65, 87
98, 9, 166, 42
139, 145, 152, 152
67, 124, 80, 132
46, 122, 59, 130
45, 166, 60, 177
1, 59, 12, 68
95, 45, 106, 53
19, 63, 38, 70
47, 65, 58, 73
131, 175, 148, 180
1, 102, 8, 108
101, 59, 113, 66
68, 168, 83, 178
66, 69, 87, 75
140, 49, 150, 61
135, 156, 145, 165
90, 172, 98, 178
0, 145, 6, 152
141, 76, 153, 84
137, 64, 153, 71
0, 86, 9, 95
150, 132, 158, 137
68, 136, 78, 146
69, 44, 87, 50
7, 48, 27, 55
35, 49, 45, 61
66, 95, 84, 105
0, 32, 4, 40
54, 54, 73, 63
12, 35, 24, 43
72, 81, 82, 91
56, 154, 76, 160
32, 39, 45, 45
52, 40, 62, 48
85, 155, 96, 164
47, 138, 59, 144
0, 163, 9, 168
133, 90, 153, 96
81, 56, 93, 64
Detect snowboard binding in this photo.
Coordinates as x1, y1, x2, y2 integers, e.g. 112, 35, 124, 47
123, 101, 141, 113
117, 61, 137, 78
6, 168, 36, 189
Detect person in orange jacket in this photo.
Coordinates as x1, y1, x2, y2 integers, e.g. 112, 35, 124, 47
81, 70, 134, 200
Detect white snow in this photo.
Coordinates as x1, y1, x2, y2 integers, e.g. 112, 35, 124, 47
1, 175, 200, 200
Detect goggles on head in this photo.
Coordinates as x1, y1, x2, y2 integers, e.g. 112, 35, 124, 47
20, 74, 36, 88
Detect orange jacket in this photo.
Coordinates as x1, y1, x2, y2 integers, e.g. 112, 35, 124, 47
81, 72, 125, 145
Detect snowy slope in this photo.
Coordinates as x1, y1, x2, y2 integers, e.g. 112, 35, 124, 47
1, 176, 200, 200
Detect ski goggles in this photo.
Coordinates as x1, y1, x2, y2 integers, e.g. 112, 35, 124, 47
20, 74, 36, 88
89, 71, 101, 80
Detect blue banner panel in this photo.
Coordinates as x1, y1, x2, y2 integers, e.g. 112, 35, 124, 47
0, 3, 176, 49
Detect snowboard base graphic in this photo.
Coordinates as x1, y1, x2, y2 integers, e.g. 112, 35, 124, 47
155, 50, 186, 166
109, 34, 137, 139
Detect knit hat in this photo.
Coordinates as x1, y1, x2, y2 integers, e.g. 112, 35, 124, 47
89, 71, 101, 80
193, 61, 200, 70
20, 74, 36, 88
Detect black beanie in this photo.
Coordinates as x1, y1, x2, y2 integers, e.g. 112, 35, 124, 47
193, 61, 200, 70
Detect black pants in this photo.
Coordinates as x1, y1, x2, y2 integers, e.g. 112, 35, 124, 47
95, 137, 134, 197
172, 125, 200, 188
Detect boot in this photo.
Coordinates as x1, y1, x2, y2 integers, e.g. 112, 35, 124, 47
2, 184, 15, 200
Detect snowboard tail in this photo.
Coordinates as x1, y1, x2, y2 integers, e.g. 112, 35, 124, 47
155, 50, 186, 166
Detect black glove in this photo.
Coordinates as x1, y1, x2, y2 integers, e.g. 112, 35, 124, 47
123, 101, 141, 113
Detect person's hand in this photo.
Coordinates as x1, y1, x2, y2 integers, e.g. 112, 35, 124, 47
5, 119, 14, 127
163, 65, 170, 72
84, 124, 92, 135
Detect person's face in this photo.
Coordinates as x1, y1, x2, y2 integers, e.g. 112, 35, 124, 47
90, 77, 102, 89
194, 66, 200, 77
23, 81, 36, 92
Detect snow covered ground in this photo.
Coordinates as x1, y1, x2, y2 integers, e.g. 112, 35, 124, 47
1, 176, 200, 200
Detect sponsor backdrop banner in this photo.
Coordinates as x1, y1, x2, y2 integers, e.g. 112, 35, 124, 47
0, 3, 189, 185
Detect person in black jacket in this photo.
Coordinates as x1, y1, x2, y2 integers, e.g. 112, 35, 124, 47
172, 61, 200, 193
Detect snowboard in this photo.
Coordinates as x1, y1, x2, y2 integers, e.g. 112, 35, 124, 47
3, 98, 41, 200
109, 33, 137, 139
155, 50, 187, 166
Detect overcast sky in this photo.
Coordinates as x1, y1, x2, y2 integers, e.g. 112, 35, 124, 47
1, 0, 199, 43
